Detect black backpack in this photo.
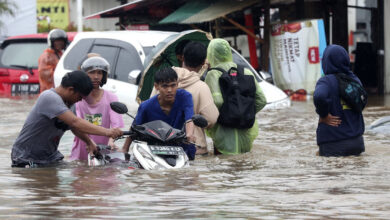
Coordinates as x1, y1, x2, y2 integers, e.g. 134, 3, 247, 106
209, 65, 257, 129
334, 73, 368, 112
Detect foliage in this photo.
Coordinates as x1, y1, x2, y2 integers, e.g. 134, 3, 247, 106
37, 22, 94, 33
0, 0, 17, 28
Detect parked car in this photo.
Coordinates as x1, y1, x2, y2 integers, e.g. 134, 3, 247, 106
54, 30, 290, 113
0, 32, 77, 96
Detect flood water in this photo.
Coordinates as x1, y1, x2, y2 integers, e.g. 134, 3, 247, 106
0, 95, 389, 219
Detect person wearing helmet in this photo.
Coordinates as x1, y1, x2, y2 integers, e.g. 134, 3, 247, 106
69, 56, 124, 161
38, 29, 68, 93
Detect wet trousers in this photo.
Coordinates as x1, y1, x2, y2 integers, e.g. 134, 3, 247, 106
319, 135, 365, 157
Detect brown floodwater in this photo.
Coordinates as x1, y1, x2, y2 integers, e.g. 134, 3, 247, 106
0, 95, 389, 219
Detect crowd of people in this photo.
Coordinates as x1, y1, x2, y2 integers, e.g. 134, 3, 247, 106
10, 28, 366, 168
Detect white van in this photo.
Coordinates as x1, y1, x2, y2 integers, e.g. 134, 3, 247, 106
54, 30, 290, 113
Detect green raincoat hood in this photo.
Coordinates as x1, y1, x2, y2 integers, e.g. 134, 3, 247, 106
206, 38, 233, 67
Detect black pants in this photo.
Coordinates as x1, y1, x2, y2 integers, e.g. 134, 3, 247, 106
11, 160, 38, 168
319, 135, 365, 157
11, 160, 63, 168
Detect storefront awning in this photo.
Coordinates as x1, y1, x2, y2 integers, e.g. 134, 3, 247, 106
84, 0, 144, 19
159, 0, 258, 24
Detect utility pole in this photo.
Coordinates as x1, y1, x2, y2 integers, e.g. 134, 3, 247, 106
77, 0, 82, 32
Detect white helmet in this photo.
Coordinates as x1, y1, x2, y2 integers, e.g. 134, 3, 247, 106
81, 56, 110, 86
48, 29, 68, 49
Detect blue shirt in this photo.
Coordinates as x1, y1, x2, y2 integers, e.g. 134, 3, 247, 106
135, 89, 194, 129
134, 89, 196, 160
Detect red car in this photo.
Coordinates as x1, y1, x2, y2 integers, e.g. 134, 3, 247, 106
0, 32, 77, 97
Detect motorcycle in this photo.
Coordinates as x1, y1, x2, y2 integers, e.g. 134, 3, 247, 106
88, 102, 208, 170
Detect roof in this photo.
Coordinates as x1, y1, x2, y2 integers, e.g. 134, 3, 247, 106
6, 33, 48, 40
1, 32, 78, 48
159, 0, 258, 24
5, 32, 78, 41
83, 0, 289, 23
84, 0, 144, 19
84, 0, 173, 20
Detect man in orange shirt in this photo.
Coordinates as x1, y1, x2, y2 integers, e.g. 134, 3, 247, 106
38, 29, 68, 93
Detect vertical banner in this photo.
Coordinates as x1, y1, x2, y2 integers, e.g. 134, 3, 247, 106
270, 19, 327, 94
37, 0, 69, 30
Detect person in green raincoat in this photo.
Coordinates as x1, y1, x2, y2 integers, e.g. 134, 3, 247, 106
205, 39, 267, 155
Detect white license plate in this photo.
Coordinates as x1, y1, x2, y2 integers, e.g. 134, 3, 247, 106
149, 145, 184, 155
11, 84, 40, 94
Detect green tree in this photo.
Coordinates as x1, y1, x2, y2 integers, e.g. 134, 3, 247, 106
0, 0, 17, 28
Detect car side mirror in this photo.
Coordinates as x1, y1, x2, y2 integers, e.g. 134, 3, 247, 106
259, 71, 273, 83
110, 101, 128, 114
128, 69, 141, 84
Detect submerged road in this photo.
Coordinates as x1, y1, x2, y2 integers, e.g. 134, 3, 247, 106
0, 96, 389, 219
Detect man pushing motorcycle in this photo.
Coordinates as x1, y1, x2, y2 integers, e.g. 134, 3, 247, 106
11, 71, 123, 168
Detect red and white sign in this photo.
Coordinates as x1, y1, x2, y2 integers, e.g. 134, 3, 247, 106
308, 47, 320, 64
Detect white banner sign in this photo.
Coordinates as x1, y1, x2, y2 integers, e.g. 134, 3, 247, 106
270, 19, 326, 94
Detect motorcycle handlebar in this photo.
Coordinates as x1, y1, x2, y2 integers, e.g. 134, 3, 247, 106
122, 131, 132, 136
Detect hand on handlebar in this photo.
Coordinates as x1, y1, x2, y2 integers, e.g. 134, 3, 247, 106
107, 128, 123, 139
86, 141, 98, 156
108, 138, 119, 151
186, 133, 196, 144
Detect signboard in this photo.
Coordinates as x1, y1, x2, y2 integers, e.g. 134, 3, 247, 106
126, 24, 149, 31
37, 0, 69, 29
270, 19, 327, 94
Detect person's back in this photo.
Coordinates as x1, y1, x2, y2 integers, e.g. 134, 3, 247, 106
39, 29, 68, 93
173, 67, 218, 153
175, 42, 219, 154
204, 39, 267, 155
313, 44, 365, 156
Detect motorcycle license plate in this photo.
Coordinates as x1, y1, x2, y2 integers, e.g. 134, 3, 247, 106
149, 145, 184, 155
11, 84, 40, 94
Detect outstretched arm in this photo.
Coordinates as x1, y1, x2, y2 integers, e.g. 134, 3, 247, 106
57, 110, 123, 138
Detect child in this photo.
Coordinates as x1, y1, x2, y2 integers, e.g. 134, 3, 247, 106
70, 57, 124, 161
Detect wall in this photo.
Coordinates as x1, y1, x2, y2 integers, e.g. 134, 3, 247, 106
68, 0, 120, 31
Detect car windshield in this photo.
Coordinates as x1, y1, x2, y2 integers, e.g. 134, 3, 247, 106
1, 42, 47, 68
